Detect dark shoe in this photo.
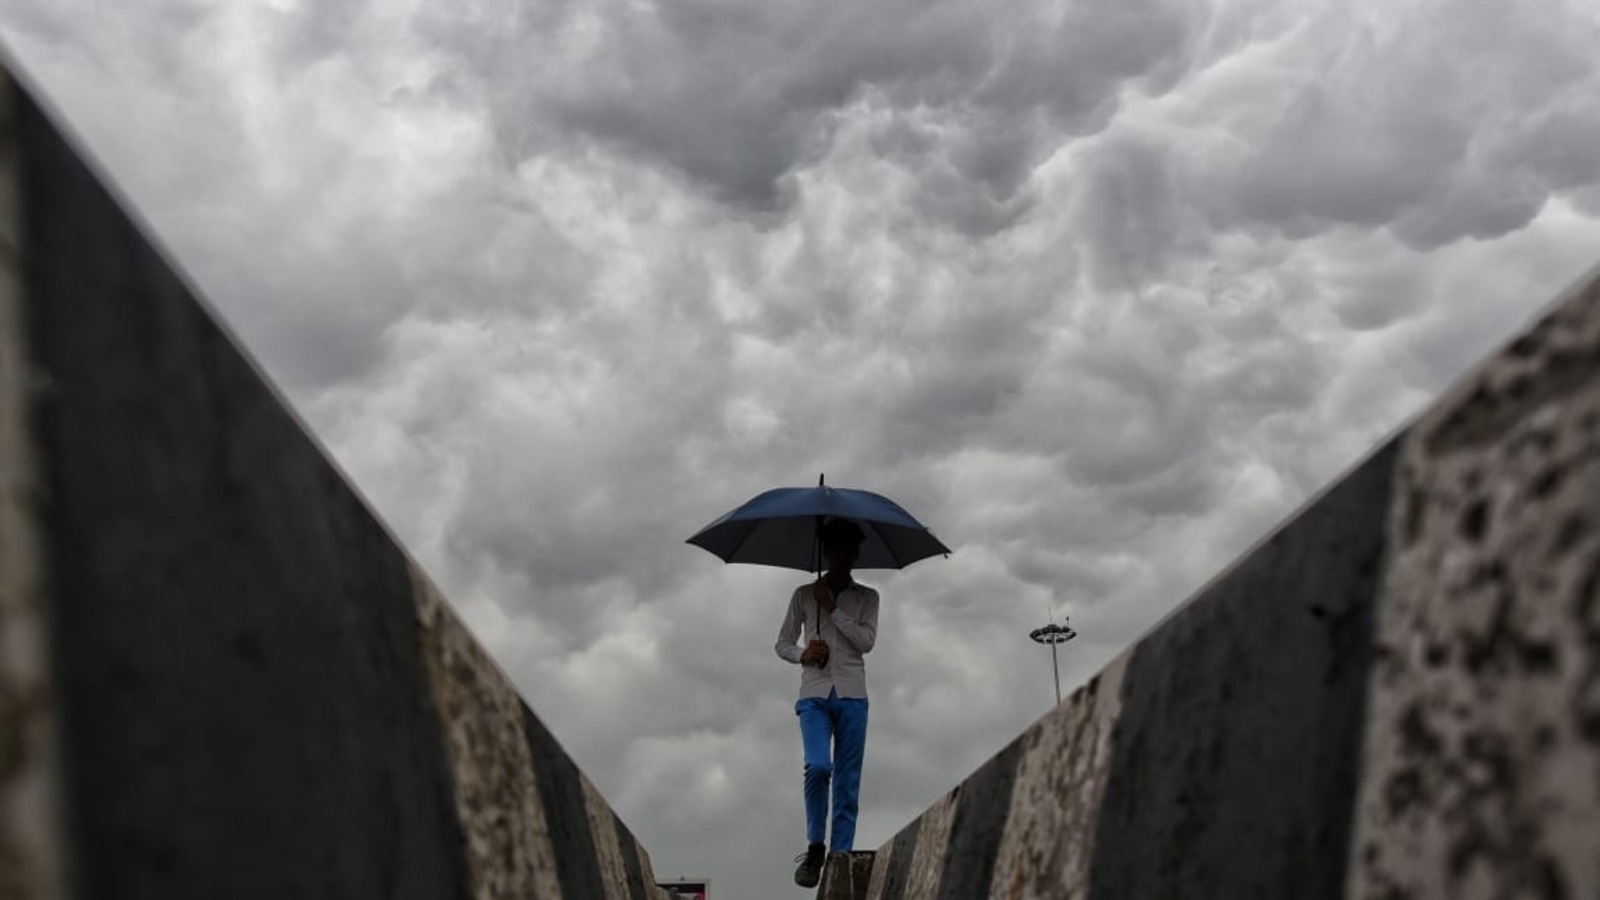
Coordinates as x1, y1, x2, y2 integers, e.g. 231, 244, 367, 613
793, 842, 826, 888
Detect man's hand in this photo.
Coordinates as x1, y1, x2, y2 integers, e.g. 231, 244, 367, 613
801, 640, 829, 667
812, 579, 836, 614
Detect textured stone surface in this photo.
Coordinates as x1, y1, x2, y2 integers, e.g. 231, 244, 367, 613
987, 658, 1126, 900
863, 810, 918, 900
818, 851, 875, 899
582, 773, 661, 899
904, 790, 958, 900
1348, 270, 1600, 899
0, 72, 61, 900
611, 814, 661, 900
414, 574, 563, 900
939, 737, 1027, 899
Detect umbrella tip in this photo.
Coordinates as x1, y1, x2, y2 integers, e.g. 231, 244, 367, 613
818, 473, 825, 486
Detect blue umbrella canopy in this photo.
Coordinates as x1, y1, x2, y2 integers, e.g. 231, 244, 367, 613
686, 476, 950, 571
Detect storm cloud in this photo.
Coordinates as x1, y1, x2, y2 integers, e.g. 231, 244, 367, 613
3, 0, 1598, 894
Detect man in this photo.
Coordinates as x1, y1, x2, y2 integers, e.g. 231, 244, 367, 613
774, 518, 879, 888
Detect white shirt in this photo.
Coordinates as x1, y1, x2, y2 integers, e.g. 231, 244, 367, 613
774, 580, 879, 700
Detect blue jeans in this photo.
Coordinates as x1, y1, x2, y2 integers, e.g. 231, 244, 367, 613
796, 689, 869, 852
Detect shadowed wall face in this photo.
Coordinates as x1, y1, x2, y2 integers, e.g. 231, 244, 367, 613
15, 72, 473, 900
0, 68, 662, 900
857, 443, 1396, 900
1, 74, 64, 900
1084, 441, 1396, 899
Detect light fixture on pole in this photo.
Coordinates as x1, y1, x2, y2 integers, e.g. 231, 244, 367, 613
1029, 620, 1077, 704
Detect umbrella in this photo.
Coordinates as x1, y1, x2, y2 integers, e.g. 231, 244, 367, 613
686, 474, 950, 572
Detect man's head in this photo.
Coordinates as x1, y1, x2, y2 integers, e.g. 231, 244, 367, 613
818, 518, 865, 572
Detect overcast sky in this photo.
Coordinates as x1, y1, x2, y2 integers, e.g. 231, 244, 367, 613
5, 0, 1600, 895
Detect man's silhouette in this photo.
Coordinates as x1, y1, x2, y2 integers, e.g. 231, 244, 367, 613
774, 518, 878, 888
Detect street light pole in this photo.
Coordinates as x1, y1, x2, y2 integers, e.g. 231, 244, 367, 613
1028, 620, 1078, 704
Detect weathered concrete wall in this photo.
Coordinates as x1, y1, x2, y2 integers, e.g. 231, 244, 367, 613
0, 66, 662, 900
819, 851, 875, 898
845, 267, 1600, 900
1347, 271, 1600, 899
0, 73, 63, 900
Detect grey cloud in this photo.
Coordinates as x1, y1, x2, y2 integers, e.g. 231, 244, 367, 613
1499, 93, 1600, 193
175, 178, 594, 394
1326, 255, 1432, 332
267, 0, 379, 72
972, 0, 1199, 121
1071, 130, 1197, 290
1570, 184, 1600, 218
906, 134, 1045, 236
2, 0, 216, 90
1389, 173, 1548, 250
870, 311, 1054, 464
0, 1, 81, 50
1228, 78, 1461, 231
1186, 0, 1600, 249
415, 0, 1201, 222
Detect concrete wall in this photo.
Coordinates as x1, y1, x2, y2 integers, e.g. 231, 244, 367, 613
0, 67, 662, 900
853, 267, 1600, 900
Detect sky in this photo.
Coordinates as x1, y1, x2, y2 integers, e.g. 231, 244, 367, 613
4, 0, 1600, 895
